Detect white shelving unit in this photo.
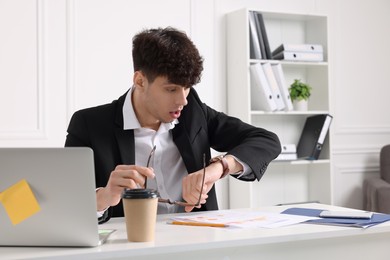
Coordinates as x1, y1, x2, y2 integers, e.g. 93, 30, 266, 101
226, 8, 332, 209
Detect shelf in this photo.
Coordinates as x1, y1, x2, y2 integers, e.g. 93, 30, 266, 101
250, 110, 330, 116
280, 61, 328, 67
227, 8, 332, 208
249, 59, 328, 67
273, 159, 331, 165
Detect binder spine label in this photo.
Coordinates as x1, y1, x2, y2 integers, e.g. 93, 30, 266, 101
318, 115, 332, 144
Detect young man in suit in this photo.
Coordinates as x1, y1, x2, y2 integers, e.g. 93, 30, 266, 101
65, 27, 281, 223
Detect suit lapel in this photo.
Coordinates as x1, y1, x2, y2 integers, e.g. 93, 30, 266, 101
114, 91, 135, 165
172, 125, 198, 173
115, 128, 135, 165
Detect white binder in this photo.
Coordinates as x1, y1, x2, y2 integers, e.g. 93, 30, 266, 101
272, 63, 293, 111
261, 62, 285, 110
273, 51, 324, 62
272, 44, 323, 56
249, 63, 277, 111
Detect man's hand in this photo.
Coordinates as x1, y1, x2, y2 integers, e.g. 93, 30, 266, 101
96, 165, 155, 211
182, 162, 223, 212
182, 155, 243, 212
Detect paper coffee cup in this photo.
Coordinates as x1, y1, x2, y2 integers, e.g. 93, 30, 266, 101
121, 188, 158, 242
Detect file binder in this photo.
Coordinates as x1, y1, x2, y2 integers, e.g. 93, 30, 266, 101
296, 114, 333, 160
275, 143, 297, 161
255, 12, 272, 59
249, 63, 277, 111
272, 44, 323, 56
271, 63, 293, 111
273, 51, 324, 62
280, 143, 297, 154
275, 153, 297, 161
248, 11, 262, 59
262, 62, 285, 110
251, 11, 267, 59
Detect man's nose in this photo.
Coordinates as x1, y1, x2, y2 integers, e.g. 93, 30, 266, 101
176, 89, 188, 107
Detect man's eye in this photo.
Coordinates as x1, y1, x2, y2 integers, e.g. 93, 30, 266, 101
167, 88, 176, 92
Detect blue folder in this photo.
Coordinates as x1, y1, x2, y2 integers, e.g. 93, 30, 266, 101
281, 207, 390, 228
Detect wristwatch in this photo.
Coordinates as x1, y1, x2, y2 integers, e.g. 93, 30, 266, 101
210, 155, 230, 179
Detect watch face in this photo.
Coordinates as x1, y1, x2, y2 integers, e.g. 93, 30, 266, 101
211, 155, 223, 162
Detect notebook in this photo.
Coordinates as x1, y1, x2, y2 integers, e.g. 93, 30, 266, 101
0, 147, 110, 247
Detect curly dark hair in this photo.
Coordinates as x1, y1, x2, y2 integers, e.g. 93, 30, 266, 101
132, 27, 203, 88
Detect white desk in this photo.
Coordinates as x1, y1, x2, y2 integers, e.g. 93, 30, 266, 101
2, 203, 390, 260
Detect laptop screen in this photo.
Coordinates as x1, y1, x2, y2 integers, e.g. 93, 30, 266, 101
0, 147, 100, 247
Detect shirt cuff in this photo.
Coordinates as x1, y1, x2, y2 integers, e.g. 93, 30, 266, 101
229, 155, 251, 178
96, 187, 109, 218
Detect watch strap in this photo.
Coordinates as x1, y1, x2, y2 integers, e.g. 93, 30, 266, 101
210, 155, 230, 179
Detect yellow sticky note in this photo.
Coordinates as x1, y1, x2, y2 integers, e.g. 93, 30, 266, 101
0, 179, 41, 225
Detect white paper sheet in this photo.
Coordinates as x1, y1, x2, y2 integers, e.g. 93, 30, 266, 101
170, 210, 317, 229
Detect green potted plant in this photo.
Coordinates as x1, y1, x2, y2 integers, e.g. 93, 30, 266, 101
289, 79, 312, 111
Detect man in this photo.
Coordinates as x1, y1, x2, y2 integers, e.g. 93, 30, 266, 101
65, 27, 281, 223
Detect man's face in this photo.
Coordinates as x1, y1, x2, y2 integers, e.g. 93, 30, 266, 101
141, 75, 190, 124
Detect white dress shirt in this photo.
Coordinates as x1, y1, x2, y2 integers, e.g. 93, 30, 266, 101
122, 87, 187, 214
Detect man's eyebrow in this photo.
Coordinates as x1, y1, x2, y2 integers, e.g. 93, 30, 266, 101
162, 82, 184, 88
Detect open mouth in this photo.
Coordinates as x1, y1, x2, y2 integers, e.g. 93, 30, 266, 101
170, 110, 181, 119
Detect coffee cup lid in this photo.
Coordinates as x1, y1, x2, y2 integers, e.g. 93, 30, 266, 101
121, 188, 159, 199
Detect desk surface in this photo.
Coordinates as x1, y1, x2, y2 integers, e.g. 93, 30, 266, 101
2, 203, 390, 260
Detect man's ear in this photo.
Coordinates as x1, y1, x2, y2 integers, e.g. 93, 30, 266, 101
133, 71, 146, 87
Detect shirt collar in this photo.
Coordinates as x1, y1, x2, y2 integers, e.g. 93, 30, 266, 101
122, 86, 178, 131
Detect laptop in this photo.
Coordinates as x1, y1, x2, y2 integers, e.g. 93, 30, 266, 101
0, 147, 110, 247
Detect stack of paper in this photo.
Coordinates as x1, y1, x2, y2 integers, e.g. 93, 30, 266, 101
272, 44, 324, 62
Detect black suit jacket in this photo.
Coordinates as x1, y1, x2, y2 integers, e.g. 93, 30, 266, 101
65, 89, 280, 221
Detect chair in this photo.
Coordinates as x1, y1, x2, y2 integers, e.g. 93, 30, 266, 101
363, 144, 390, 213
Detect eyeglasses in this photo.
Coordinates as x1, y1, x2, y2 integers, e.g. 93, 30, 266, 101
144, 145, 156, 189
144, 146, 206, 207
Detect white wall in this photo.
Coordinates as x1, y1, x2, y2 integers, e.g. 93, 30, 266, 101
325, 0, 390, 209
1, 0, 390, 210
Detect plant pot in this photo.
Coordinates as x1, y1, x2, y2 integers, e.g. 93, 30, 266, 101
293, 100, 308, 111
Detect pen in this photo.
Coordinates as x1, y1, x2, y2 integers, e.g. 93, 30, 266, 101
167, 221, 227, 228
